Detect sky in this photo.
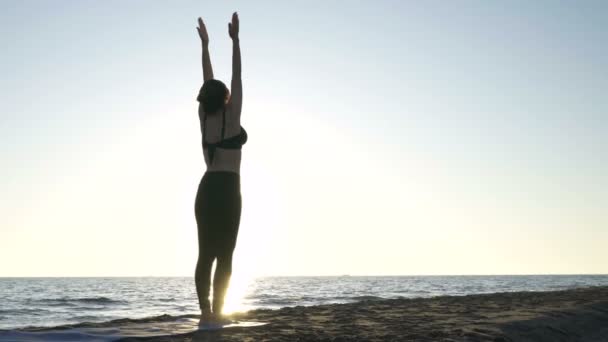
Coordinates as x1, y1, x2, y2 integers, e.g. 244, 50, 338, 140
1, 0, 607, 277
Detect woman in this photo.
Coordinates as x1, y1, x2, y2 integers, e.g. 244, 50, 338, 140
194, 12, 246, 322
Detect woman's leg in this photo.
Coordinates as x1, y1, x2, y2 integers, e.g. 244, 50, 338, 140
212, 175, 241, 315
194, 174, 215, 316
212, 249, 234, 315
195, 246, 214, 314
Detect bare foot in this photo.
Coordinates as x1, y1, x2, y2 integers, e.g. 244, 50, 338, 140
198, 309, 213, 325
211, 313, 234, 325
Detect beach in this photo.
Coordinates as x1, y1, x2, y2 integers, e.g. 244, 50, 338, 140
5, 285, 608, 341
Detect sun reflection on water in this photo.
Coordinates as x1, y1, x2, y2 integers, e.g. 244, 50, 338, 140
222, 272, 255, 314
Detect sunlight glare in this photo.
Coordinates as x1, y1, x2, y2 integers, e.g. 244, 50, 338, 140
222, 271, 255, 314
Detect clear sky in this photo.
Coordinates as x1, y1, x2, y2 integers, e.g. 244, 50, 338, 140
1, 0, 607, 277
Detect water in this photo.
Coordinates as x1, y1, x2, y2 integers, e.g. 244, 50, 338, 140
1, 275, 608, 330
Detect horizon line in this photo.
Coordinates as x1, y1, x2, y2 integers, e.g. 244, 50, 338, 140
1, 273, 607, 278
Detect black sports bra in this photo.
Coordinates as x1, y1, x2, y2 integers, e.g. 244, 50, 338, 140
202, 108, 247, 164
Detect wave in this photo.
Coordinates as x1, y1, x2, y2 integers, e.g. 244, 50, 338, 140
0, 308, 51, 316
67, 315, 112, 322
252, 298, 299, 306
33, 297, 127, 306
158, 297, 176, 302
348, 295, 384, 301
0, 314, 202, 342
247, 294, 386, 307
7, 313, 195, 331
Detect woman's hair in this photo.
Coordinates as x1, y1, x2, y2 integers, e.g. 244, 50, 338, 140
197, 79, 229, 114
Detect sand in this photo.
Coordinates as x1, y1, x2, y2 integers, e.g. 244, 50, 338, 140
5, 286, 608, 341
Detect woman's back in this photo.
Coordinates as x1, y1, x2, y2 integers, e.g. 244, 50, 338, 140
200, 103, 244, 174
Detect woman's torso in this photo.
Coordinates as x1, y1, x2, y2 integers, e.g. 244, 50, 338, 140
200, 104, 243, 174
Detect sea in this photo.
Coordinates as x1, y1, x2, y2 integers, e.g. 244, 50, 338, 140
1, 275, 608, 331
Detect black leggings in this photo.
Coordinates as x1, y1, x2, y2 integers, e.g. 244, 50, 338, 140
194, 171, 241, 314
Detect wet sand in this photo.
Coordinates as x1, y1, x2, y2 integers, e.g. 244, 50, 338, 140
8, 286, 608, 341
134, 286, 608, 342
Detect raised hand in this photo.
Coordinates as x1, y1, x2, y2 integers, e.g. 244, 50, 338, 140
197, 17, 209, 44
228, 12, 239, 40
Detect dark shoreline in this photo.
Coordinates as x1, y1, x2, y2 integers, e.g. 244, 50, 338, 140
123, 286, 608, 341
3, 286, 608, 341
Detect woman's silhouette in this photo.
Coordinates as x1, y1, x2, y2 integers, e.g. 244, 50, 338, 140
194, 12, 245, 322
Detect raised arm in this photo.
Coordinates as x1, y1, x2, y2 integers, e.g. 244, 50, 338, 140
197, 17, 214, 81
228, 12, 242, 114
